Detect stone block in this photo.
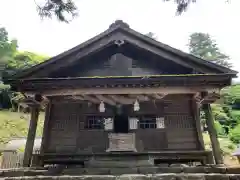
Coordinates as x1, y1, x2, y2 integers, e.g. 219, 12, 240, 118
116, 174, 150, 180
229, 174, 240, 180
5, 175, 116, 180
205, 174, 230, 180
0, 169, 48, 178
177, 174, 206, 180
205, 167, 227, 174
183, 167, 206, 173
110, 167, 138, 175
83, 168, 110, 175
151, 173, 177, 180
79, 175, 116, 180
138, 167, 158, 174
227, 167, 240, 174
157, 167, 183, 173
86, 159, 152, 168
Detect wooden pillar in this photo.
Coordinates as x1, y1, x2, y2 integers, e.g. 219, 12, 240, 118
203, 103, 223, 165
23, 105, 40, 167
192, 99, 205, 150
39, 101, 52, 166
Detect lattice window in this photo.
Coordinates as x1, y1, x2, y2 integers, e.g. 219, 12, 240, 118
139, 116, 157, 129
85, 116, 104, 129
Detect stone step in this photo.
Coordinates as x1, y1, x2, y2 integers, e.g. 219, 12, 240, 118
0, 168, 48, 177
84, 159, 154, 168
62, 166, 240, 175
4, 174, 240, 180
1, 166, 240, 177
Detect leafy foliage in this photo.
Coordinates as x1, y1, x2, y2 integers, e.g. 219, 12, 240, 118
0, 26, 49, 111
188, 32, 232, 68
35, 0, 196, 22
214, 120, 225, 136
222, 85, 240, 106
164, 0, 196, 15
36, 0, 78, 23
0, 26, 49, 79
229, 124, 240, 144
4, 51, 49, 77
0, 28, 18, 79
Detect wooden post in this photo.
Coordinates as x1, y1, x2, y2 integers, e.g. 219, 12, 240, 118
203, 103, 223, 165
192, 99, 205, 150
23, 105, 40, 167
39, 101, 52, 166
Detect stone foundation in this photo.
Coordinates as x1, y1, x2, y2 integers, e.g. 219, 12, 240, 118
3, 174, 240, 180
1, 166, 240, 179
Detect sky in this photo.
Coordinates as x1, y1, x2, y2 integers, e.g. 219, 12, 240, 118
0, 0, 239, 78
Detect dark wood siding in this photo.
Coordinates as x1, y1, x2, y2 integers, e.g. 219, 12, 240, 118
164, 95, 198, 150
45, 94, 199, 153
49, 53, 193, 78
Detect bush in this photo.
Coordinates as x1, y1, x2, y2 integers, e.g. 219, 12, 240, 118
231, 110, 240, 123
229, 124, 240, 144
214, 121, 225, 136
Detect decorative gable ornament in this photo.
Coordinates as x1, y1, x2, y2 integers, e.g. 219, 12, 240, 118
114, 39, 125, 46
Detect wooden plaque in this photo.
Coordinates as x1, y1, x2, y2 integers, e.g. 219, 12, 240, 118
106, 133, 137, 152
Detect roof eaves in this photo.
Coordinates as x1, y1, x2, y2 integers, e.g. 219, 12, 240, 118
8, 25, 123, 80
123, 28, 237, 75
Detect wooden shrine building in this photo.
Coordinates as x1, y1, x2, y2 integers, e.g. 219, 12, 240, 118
5, 20, 238, 167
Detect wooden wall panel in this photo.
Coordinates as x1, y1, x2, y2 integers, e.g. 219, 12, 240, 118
46, 103, 80, 153
76, 130, 108, 153
164, 94, 199, 150
45, 94, 199, 153
135, 129, 167, 151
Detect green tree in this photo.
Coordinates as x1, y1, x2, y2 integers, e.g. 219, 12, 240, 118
229, 124, 240, 144
188, 33, 232, 68
0, 28, 18, 80
0, 27, 49, 110
4, 51, 49, 77
36, 0, 196, 22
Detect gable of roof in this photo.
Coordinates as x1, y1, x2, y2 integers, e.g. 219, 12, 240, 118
7, 20, 238, 80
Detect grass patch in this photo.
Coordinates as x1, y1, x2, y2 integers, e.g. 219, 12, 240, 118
0, 110, 44, 145
203, 133, 239, 165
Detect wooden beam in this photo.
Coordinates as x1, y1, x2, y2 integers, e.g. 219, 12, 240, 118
203, 103, 223, 165
23, 105, 40, 167
95, 95, 116, 106
33, 87, 220, 96
128, 94, 150, 101
82, 95, 100, 103
150, 93, 167, 100
194, 92, 220, 105
193, 92, 201, 101
109, 95, 135, 104
69, 95, 85, 101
